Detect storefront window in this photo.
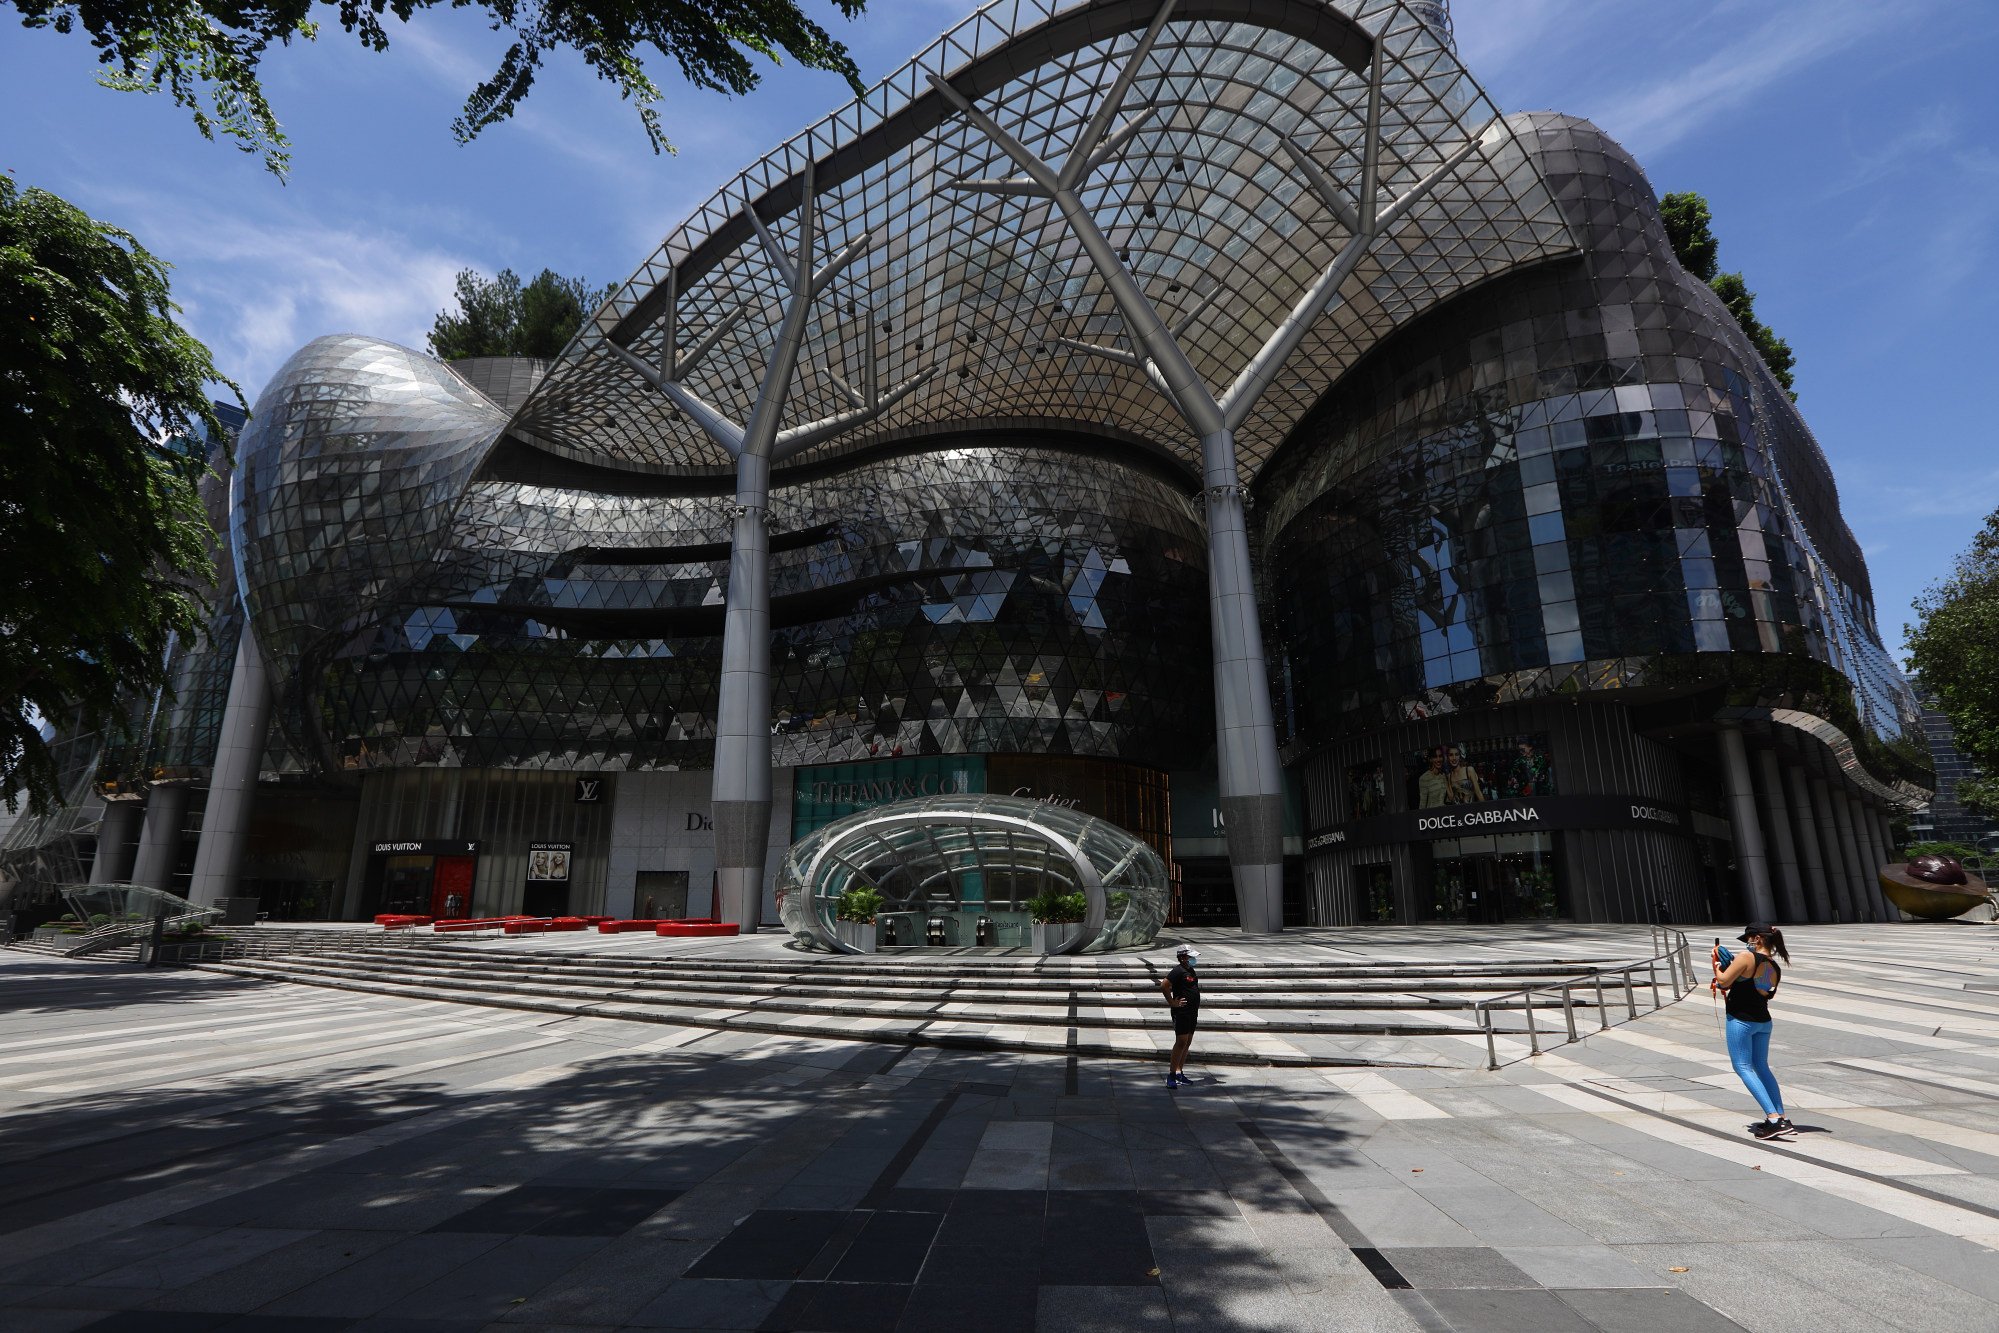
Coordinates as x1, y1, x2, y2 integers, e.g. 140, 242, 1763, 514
1356, 863, 1395, 923
1425, 832, 1562, 921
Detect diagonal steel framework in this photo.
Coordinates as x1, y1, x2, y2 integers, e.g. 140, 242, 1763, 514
607, 163, 937, 930
930, 0, 1492, 932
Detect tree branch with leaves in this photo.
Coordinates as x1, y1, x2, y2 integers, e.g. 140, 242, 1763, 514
1660, 190, 1797, 398
10, 0, 870, 180
1, 174, 241, 814
1907, 510, 1999, 819
428, 266, 613, 361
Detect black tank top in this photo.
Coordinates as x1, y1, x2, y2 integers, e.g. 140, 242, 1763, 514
1725, 954, 1780, 1023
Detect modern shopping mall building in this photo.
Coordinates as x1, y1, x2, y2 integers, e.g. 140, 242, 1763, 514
2, 0, 1930, 933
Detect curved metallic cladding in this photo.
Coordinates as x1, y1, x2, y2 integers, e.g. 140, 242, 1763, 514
305, 440, 1209, 772
512, 0, 1574, 480
232, 335, 510, 700
1258, 112, 1920, 752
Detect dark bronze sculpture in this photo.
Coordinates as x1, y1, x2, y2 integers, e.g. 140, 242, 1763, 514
1879, 855, 1991, 920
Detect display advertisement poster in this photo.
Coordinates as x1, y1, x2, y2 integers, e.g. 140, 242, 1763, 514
527, 842, 573, 882
1345, 760, 1386, 819
1404, 735, 1555, 810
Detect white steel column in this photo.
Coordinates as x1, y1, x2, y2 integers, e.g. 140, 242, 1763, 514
1717, 726, 1775, 923
1753, 749, 1809, 923
711, 450, 773, 930
1782, 765, 1831, 922
89, 797, 145, 883
187, 630, 274, 905
130, 782, 191, 890
931, 9, 1488, 931
606, 167, 932, 932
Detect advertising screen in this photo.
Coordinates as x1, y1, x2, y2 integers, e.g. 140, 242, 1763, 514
1403, 736, 1554, 810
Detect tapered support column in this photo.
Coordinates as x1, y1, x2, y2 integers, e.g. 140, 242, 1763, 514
89, 798, 145, 883
1832, 790, 1872, 924
1717, 726, 1775, 923
1782, 766, 1832, 923
187, 630, 274, 905
1847, 807, 1879, 923
1808, 778, 1856, 923
1839, 799, 1871, 923
1860, 806, 1893, 921
130, 782, 192, 890
1753, 749, 1808, 923
1204, 437, 1286, 933
711, 453, 773, 933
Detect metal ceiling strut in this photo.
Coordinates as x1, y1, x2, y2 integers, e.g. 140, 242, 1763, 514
931, 0, 1492, 931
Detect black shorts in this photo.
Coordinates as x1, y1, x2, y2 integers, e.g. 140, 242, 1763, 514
1171, 1007, 1200, 1036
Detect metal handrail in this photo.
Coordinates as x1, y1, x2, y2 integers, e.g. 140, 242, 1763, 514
1476, 926, 1693, 1070
62, 910, 213, 958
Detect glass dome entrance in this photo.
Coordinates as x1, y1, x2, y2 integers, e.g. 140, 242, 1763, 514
775, 793, 1168, 954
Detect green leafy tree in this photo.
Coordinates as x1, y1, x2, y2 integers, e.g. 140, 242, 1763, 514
428, 267, 611, 361
0, 174, 240, 814
1658, 190, 1796, 397
1907, 512, 1999, 818
1659, 191, 1719, 283
8, 1, 868, 181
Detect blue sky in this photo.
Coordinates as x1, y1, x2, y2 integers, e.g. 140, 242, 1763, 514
3, 0, 1994, 657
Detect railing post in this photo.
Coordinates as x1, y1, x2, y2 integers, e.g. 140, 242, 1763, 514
1622, 969, 1638, 1022
1561, 983, 1578, 1042
1647, 957, 1662, 1011
1481, 1003, 1498, 1071
1524, 991, 1541, 1055
1680, 938, 1693, 996
1595, 970, 1610, 1030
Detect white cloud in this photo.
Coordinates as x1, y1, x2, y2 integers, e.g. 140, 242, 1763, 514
1582, 0, 1915, 158
88, 186, 471, 396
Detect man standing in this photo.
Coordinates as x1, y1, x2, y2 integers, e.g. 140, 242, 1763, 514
1417, 749, 1449, 808
1161, 944, 1201, 1087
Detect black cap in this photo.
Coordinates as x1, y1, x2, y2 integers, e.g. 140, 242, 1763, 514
1737, 923, 1773, 942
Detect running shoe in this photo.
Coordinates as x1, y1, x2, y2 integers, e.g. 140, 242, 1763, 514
1749, 1121, 1789, 1140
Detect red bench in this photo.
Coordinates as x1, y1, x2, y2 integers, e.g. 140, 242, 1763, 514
375, 914, 434, 928
596, 919, 666, 934
655, 919, 739, 938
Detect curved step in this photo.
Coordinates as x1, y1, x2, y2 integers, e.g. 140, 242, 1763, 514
194, 959, 1426, 1067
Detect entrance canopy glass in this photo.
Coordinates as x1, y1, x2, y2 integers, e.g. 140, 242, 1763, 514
776, 793, 1168, 954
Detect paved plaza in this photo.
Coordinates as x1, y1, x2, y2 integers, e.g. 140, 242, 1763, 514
3, 924, 1998, 1332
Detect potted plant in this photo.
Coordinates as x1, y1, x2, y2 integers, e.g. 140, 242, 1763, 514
1028, 890, 1088, 954
834, 886, 884, 953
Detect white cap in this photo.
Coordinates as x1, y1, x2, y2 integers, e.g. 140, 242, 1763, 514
1176, 945, 1199, 960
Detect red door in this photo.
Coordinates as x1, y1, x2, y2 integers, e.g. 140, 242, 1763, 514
431, 856, 476, 919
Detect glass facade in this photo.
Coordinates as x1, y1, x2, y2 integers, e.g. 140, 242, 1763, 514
5, 2, 1928, 934
1259, 113, 1918, 753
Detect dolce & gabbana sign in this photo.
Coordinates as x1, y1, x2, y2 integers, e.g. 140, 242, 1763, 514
1306, 795, 1695, 851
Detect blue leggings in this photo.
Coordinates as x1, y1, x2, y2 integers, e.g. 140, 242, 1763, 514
1725, 1018, 1783, 1117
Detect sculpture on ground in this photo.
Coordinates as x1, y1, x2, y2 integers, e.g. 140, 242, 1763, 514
1878, 855, 1992, 921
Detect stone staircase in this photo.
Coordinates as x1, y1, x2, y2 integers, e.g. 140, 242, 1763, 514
5, 938, 142, 962
196, 939, 1685, 1068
